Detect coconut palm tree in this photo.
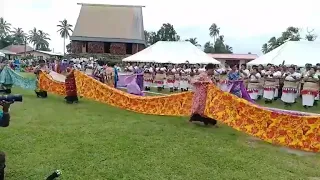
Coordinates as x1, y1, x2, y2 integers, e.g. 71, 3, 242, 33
225, 45, 233, 53
28, 27, 38, 48
0, 17, 11, 37
12, 27, 27, 45
209, 23, 220, 43
186, 37, 201, 47
35, 30, 50, 50
57, 19, 73, 55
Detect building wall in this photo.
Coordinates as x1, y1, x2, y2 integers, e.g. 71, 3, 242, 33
217, 59, 249, 68
71, 41, 145, 55
24, 51, 51, 60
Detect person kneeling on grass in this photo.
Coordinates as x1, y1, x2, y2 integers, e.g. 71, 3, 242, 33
65, 61, 78, 104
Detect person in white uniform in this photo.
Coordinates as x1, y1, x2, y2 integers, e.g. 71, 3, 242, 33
247, 67, 261, 100
301, 67, 319, 108
281, 66, 301, 106
263, 66, 281, 103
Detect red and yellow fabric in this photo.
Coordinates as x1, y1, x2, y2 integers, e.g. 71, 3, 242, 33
204, 85, 320, 152
39, 71, 66, 96
73, 70, 193, 116
39, 70, 320, 152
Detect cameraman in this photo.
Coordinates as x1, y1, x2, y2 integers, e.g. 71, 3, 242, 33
0, 101, 12, 180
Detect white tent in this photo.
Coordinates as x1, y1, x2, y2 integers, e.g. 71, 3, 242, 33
122, 41, 220, 64
247, 41, 320, 66
0, 52, 5, 57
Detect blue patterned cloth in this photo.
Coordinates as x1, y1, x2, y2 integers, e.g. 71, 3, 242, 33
227, 71, 242, 97
0, 66, 36, 90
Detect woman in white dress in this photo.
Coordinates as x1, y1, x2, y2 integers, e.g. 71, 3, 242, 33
263, 66, 281, 103
247, 67, 261, 100
301, 67, 319, 108
257, 65, 266, 99
281, 66, 301, 106
179, 69, 189, 91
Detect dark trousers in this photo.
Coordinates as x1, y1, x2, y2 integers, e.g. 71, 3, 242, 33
35, 91, 48, 98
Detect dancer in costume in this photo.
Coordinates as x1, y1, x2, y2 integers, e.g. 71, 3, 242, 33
143, 68, 153, 91
189, 63, 217, 126
301, 67, 319, 108
281, 66, 301, 106
227, 65, 242, 97
34, 60, 49, 98
173, 67, 180, 91
179, 69, 189, 92
166, 67, 175, 92
65, 61, 78, 104
0, 59, 13, 94
93, 60, 105, 83
263, 66, 281, 103
105, 63, 115, 87
154, 68, 166, 92
247, 66, 261, 100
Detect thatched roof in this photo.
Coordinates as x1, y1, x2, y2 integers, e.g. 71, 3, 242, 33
71, 3, 146, 45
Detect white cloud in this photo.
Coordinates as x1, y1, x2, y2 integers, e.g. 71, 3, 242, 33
2, 0, 320, 54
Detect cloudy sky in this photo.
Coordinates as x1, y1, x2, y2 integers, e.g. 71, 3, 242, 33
1, 0, 320, 54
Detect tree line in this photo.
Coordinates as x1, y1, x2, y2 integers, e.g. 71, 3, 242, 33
262, 27, 317, 54
0, 17, 73, 55
144, 23, 233, 54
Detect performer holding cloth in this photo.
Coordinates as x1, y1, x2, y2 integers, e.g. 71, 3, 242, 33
247, 66, 261, 100
143, 68, 153, 91
189, 63, 217, 126
173, 67, 180, 91
34, 60, 50, 98
263, 66, 281, 103
65, 61, 78, 104
281, 66, 301, 106
301, 67, 319, 108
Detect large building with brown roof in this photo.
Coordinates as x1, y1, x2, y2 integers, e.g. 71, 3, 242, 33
70, 3, 146, 56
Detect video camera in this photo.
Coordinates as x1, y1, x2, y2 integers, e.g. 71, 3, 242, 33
0, 92, 22, 102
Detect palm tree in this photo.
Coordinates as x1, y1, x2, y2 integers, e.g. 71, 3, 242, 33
267, 37, 277, 51
35, 30, 50, 50
57, 19, 73, 55
209, 23, 220, 43
0, 17, 11, 37
186, 37, 200, 47
12, 27, 27, 45
28, 28, 38, 48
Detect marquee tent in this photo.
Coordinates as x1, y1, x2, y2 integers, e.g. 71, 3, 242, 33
122, 41, 220, 64
248, 41, 320, 66
0, 51, 5, 57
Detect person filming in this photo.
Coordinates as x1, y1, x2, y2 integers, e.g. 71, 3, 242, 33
0, 100, 12, 180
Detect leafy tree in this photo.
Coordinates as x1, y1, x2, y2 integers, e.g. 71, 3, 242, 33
209, 23, 220, 43
156, 23, 180, 41
185, 37, 200, 47
144, 30, 158, 46
261, 26, 317, 54
57, 19, 73, 54
203, 41, 215, 53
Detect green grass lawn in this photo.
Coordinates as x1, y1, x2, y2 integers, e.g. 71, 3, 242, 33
0, 87, 319, 179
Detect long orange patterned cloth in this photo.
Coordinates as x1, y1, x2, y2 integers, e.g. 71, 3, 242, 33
204, 85, 320, 152
38, 70, 320, 152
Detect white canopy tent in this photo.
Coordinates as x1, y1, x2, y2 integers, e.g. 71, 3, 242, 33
0, 52, 5, 57
122, 41, 220, 64
247, 41, 320, 66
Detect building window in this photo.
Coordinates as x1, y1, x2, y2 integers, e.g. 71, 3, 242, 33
126, 43, 133, 54
104, 42, 110, 53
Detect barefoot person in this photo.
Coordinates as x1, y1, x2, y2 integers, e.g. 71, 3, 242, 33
189, 63, 217, 126
65, 61, 78, 104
